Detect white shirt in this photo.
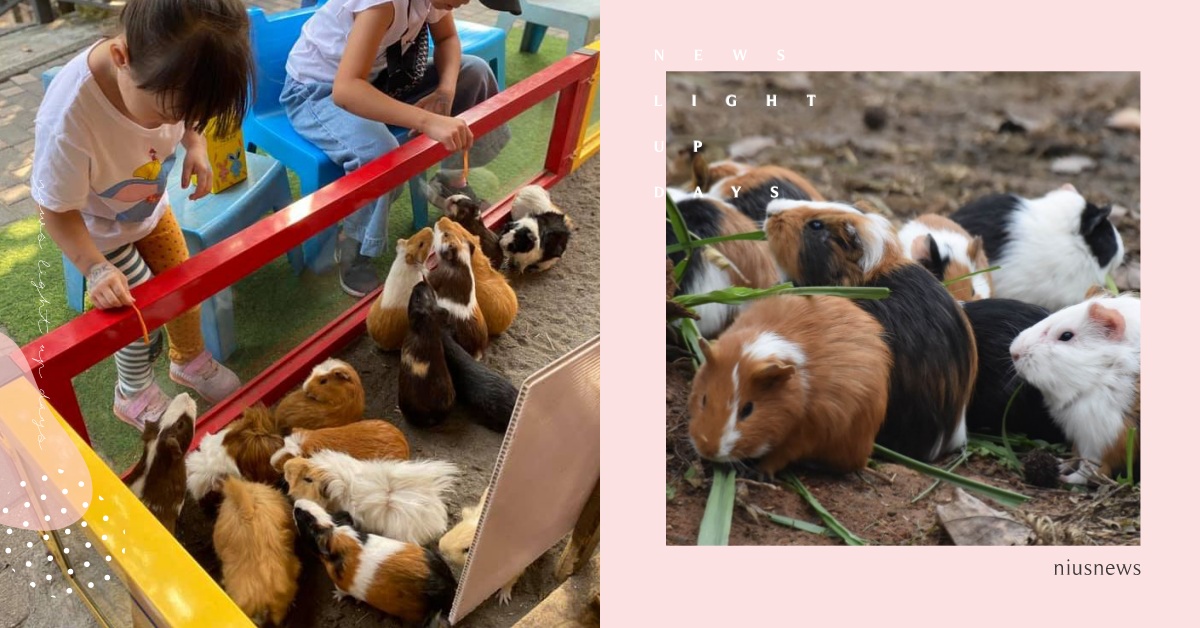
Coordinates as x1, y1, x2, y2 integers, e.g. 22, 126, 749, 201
285, 0, 451, 85
30, 43, 184, 254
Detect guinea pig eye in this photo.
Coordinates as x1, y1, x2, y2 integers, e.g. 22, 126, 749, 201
319, 377, 328, 385
738, 402, 754, 421
807, 220, 824, 231
304, 477, 313, 484
1058, 331, 1074, 341
701, 394, 707, 407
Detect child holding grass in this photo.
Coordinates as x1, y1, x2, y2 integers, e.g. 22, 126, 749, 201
32, 0, 254, 429
282, 0, 519, 296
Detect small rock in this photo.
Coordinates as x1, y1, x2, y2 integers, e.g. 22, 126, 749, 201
863, 106, 888, 131
728, 136, 775, 161
999, 110, 1052, 134
1106, 107, 1140, 132
934, 163, 971, 183
1050, 155, 1096, 175
765, 72, 812, 92
1109, 204, 1129, 221
797, 156, 824, 170
1113, 261, 1140, 291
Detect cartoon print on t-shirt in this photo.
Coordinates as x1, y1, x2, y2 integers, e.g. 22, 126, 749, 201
97, 147, 176, 223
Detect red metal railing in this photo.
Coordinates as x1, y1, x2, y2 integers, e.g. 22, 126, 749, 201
22, 48, 599, 450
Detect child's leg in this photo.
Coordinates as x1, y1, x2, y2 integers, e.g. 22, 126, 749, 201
106, 243, 166, 397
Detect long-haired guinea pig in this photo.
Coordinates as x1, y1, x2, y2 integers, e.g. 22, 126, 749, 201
441, 328, 518, 433
499, 185, 576, 274
445, 194, 505, 269
687, 295, 891, 475
764, 199, 978, 461
438, 216, 518, 336
427, 218, 490, 358
282, 451, 458, 545
293, 499, 456, 625
221, 403, 285, 485
668, 143, 749, 187
125, 392, 195, 533
214, 477, 301, 627
686, 148, 825, 227
398, 281, 455, 428
898, 214, 992, 302
667, 192, 781, 338
437, 489, 523, 605
366, 228, 433, 351
1010, 291, 1140, 484
949, 184, 1125, 311
274, 359, 365, 433
961, 299, 1065, 444
270, 420, 411, 471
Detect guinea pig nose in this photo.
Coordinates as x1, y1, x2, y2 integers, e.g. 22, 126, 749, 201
1011, 352, 1021, 363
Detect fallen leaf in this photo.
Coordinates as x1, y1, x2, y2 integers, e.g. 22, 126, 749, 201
937, 488, 1033, 546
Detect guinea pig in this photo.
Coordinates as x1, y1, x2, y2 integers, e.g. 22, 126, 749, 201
186, 429, 242, 506
221, 403, 285, 486
366, 228, 433, 351
687, 295, 891, 475
960, 298, 1065, 444
668, 143, 748, 187
427, 217, 490, 358
437, 489, 523, 605
898, 214, 992, 302
685, 149, 825, 227
437, 216, 518, 336
270, 420, 411, 471
282, 451, 458, 545
125, 392, 196, 533
667, 192, 781, 338
293, 499, 456, 625
949, 184, 1125, 311
445, 194, 505, 270
274, 359, 366, 433
398, 281, 455, 428
499, 186, 575, 274
764, 199, 978, 461
441, 329, 518, 433
213, 477, 301, 627
1010, 292, 1140, 484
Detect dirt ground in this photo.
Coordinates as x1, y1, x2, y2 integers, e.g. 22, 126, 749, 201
174, 157, 599, 626
664, 72, 1141, 546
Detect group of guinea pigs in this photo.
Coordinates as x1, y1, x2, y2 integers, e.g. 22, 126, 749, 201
120, 185, 576, 627
668, 147, 1141, 488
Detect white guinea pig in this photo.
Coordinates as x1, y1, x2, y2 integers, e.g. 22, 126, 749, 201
1010, 291, 1140, 484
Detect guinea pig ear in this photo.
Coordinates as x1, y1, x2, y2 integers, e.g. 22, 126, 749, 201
1085, 284, 1113, 300
1080, 203, 1112, 235
1088, 301, 1126, 340
967, 235, 985, 262
334, 368, 353, 382
1059, 183, 1078, 194
750, 361, 796, 388
698, 338, 716, 364
909, 233, 931, 263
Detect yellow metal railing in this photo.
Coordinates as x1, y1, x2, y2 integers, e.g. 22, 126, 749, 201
573, 39, 600, 170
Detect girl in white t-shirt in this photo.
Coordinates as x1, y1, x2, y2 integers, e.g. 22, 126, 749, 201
31, 0, 253, 429
281, 0, 519, 297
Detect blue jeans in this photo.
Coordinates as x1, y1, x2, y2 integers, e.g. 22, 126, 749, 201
280, 55, 507, 257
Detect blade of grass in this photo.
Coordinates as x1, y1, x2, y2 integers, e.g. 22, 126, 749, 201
679, 317, 704, 367
784, 475, 867, 546
666, 196, 694, 284
665, 230, 766, 254
673, 284, 890, 308
911, 448, 970, 503
697, 466, 737, 545
764, 510, 830, 536
1000, 382, 1024, 473
943, 265, 1000, 287
1124, 426, 1137, 484
873, 443, 1030, 507
1106, 273, 1119, 295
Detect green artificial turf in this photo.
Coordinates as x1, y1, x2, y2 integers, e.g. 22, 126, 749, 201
0, 27, 567, 471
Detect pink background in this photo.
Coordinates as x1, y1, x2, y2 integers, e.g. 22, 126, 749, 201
601, 1, 1192, 624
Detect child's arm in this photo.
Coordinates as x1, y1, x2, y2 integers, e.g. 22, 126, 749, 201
412, 16, 462, 117
331, 4, 472, 151
41, 208, 134, 309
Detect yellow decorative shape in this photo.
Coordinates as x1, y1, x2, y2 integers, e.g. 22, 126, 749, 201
204, 120, 248, 194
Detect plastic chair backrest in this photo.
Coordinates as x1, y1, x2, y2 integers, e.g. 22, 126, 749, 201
247, 4, 321, 115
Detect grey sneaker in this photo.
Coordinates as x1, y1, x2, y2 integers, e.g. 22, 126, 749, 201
335, 237, 381, 298
169, 350, 241, 403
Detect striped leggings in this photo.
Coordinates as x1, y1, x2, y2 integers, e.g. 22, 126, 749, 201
105, 207, 204, 396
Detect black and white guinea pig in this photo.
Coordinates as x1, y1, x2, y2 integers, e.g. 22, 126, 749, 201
949, 185, 1124, 311
499, 186, 575, 273
1010, 292, 1140, 484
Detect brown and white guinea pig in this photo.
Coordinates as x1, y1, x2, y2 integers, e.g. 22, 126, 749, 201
213, 477, 300, 627
445, 194, 505, 270
949, 184, 1125, 311
764, 199, 978, 462
1010, 291, 1140, 484
270, 419, 411, 471
366, 228, 433, 352
666, 191, 780, 338
282, 451, 458, 544
274, 359, 366, 433
669, 143, 748, 189
426, 217, 490, 358
293, 499, 456, 625
898, 214, 992, 302
685, 148, 825, 227
398, 281, 456, 428
498, 185, 576, 274
438, 216, 517, 337
125, 392, 196, 534
687, 295, 891, 475
437, 489, 523, 605
441, 328, 518, 433
221, 403, 285, 485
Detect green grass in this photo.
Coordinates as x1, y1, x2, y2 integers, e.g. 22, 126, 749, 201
0, 27, 565, 471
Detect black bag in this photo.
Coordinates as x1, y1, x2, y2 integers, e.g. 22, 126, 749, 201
372, 22, 431, 100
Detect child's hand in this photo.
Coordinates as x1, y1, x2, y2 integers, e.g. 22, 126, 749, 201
87, 261, 134, 310
423, 114, 474, 152
182, 146, 213, 200
414, 87, 454, 116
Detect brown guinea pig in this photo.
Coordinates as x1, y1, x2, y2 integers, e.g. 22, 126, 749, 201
427, 217, 489, 357
437, 216, 517, 337
898, 214, 992, 302
270, 419, 411, 471
688, 295, 891, 475
445, 194, 505, 270
214, 477, 301, 627
366, 228, 433, 351
764, 199, 977, 462
221, 403, 285, 485
672, 143, 748, 189
125, 393, 196, 534
274, 359, 366, 433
